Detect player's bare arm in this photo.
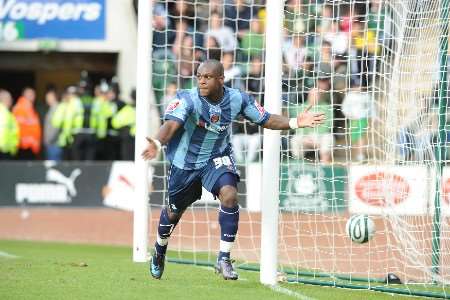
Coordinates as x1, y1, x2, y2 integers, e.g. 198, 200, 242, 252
142, 120, 182, 160
262, 104, 326, 130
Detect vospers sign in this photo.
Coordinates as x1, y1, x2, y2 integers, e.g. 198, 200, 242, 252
349, 166, 429, 215
0, 0, 105, 41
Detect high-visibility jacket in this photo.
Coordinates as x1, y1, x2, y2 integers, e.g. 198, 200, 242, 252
12, 96, 41, 154
112, 104, 136, 136
90, 96, 117, 139
0, 103, 19, 155
52, 96, 84, 147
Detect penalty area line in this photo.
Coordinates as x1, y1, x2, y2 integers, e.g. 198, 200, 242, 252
0, 251, 19, 259
269, 285, 316, 300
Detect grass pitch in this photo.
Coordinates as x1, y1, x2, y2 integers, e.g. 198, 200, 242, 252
0, 240, 435, 299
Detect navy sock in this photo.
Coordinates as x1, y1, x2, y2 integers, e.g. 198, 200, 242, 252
218, 205, 239, 261
154, 208, 178, 255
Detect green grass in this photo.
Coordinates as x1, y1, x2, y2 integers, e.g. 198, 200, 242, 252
0, 240, 442, 299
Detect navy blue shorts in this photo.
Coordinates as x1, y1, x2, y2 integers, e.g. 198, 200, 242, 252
167, 155, 239, 214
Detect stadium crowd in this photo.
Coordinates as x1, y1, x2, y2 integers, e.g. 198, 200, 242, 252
151, 0, 383, 164
0, 0, 386, 163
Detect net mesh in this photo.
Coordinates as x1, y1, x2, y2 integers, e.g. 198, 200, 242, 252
149, 0, 450, 294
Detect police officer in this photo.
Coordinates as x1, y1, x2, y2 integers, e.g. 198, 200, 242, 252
52, 86, 84, 160
112, 89, 136, 160
71, 76, 96, 160
0, 89, 19, 160
90, 80, 117, 160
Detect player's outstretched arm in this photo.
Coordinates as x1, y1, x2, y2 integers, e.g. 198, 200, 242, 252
262, 104, 325, 130
142, 120, 182, 160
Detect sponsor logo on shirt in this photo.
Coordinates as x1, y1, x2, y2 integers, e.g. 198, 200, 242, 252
198, 118, 228, 133
165, 99, 181, 113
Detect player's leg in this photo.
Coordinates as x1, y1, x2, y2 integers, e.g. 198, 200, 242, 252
215, 176, 239, 261
150, 166, 202, 279
202, 156, 240, 280
214, 174, 239, 280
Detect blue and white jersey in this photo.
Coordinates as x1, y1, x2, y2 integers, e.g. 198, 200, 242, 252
164, 86, 270, 170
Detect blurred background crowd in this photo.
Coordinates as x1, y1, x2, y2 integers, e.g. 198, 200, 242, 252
0, 0, 394, 163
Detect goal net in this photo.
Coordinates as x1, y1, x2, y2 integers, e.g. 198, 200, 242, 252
147, 0, 450, 296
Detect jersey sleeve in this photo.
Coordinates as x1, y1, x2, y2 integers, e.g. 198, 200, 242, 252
164, 94, 193, 124
240, 92, 270, 125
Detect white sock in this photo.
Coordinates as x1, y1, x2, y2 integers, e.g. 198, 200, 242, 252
220, 240, 233, 253
157, 234, 168, 246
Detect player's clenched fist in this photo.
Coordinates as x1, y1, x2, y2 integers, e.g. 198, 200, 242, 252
142, 137, 161, 160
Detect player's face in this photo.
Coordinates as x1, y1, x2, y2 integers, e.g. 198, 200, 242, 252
196, 66, 224, 99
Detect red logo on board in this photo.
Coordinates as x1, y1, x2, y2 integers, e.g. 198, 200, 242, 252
354, 172, 409, 207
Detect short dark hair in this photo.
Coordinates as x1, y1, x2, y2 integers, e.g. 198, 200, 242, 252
199, 59, 224, 76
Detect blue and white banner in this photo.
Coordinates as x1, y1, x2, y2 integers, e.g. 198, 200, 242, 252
0, 0, 106, 41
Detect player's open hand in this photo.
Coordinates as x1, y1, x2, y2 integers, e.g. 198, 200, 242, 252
141, 137, 159, 160
296, 104, 326, 128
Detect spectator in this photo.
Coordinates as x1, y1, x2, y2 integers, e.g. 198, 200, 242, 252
283, 34, 309, 72
152, 50, 177, 104
153, 1, 175, 53
204, 35, 222, 60
103, 84, 124, 160
43, 90, 62, 161
0, 89, 19, 160
72, 74, 97, 161
341, 85, 375, 161
172, 19, 191, 59
178, 34, 197, 89
197, 0, 223, 20
289, 77, 334, 163
351, 18, 379, 87
112, 89, 136, 161
368, 0, 385, 37
315, 41, 334, 79
206, 12, 238, 53
322, 21, 349, 57
12, 87, 42, 160
224, 0, 254, 38
240, 18, 265, 59
90, 81, 117, 160
318, 3, 334, 34
223, 52, 242, 89
246, 55, 264, 97
284, 0, 320, 39
52, 86, 84, 160
169, 0, 195, 28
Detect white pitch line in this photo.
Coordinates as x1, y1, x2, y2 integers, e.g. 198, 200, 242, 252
269, 285, 316, 300
0, 251, 19, 259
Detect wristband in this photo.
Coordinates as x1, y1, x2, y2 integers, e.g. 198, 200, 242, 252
149, 137, 162, 152
289, 118, 299, 129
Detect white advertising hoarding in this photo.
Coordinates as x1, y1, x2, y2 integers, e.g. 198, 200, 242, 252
349, 165, 429, 215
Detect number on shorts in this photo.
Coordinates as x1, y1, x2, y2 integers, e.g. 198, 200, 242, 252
213, 156, 232, 169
